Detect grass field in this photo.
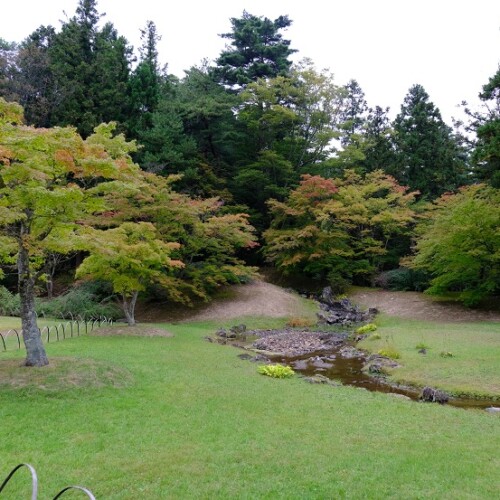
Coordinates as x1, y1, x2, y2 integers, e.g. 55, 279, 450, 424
1, 314, 499, 499
359, 315, 500, 398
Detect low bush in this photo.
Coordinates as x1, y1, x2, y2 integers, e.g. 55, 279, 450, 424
374, 267, 429, 292
378, 348, 401, 360
286, 317, 315, 328
356, 323, 377, 334
36, 281, 121, 320
415, 342, 429, 350
258, 364, 295, 379
0, 286, 20, 316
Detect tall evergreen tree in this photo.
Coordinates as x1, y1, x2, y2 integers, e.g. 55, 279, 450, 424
470, 66, 500, 187
338, 79, 369, 147
362, 105, 395, 173
49, 0, 132, 136
128, 20, 163, 139
392, 84, 467, 198
15, 26, 57, 127
215, 11, 297, 87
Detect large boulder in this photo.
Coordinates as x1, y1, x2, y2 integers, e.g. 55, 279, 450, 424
316, 287, 375, 325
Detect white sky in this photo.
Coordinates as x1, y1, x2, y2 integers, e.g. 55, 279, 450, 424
2, 0, 500, 123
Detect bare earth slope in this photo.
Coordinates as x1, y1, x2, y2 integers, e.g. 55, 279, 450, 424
137, 280, 499, 324
350, 289, 500, 322
137, 280, 306, 323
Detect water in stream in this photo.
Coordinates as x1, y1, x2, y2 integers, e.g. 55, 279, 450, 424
269, 345, 497, 411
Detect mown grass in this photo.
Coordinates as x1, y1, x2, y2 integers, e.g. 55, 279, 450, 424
359, 315, 500, 398
0, 317, 94, 351
0, 315, 499, 499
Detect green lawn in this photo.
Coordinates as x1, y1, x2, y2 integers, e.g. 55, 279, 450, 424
1, 316, 499, 498
0, 317, 100, 351
359, 315, 500, 398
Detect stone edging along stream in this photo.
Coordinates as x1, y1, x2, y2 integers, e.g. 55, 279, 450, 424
205, 288, 499, 412
207, 325, 499, 411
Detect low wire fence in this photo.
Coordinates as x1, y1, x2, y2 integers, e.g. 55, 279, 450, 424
0, 462, 95, 499
0, 317, 113, 353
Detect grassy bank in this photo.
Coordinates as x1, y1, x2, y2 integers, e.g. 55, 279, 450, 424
358, 315, 500, 399
1, 317, 499, 498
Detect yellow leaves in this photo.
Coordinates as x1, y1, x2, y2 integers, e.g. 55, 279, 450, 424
0, 98, 24, 125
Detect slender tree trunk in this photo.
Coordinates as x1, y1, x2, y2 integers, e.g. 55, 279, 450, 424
122, 291, 138, 326
18, 245, 49, 367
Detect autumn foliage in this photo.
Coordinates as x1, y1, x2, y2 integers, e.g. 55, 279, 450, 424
264, 170, 417, 289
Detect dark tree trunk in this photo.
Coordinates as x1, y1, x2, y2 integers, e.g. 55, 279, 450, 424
122, 291, 138, 326
18, 245, 49, 367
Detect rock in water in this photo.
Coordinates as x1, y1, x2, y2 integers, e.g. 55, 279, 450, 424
420, 386, 449, 404
316, 287, 375, 325
485, 407, 500, 414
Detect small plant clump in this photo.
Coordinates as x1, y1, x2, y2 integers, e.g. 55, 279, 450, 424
356, 323, 378, 334
440, 351, 454, 358
378, 348, 401, 360
368, 333, 381, 341
258, 364, 295, 379
415, 342, 430, 350
286, 317, 315, 328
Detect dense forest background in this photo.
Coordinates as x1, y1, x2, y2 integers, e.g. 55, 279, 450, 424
1, 0, 499, 321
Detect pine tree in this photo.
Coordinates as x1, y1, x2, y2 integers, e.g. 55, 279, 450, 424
392, 84, 467, 198
215, 11, 297, 87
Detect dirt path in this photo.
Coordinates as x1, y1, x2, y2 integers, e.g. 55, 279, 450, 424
137, 280, 306, 323
349, 289, 500, 322
137, 279, 499, 324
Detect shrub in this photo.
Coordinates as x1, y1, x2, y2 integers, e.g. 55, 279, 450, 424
36, 281, 121, 320
374, 267, 429, 292
378, 348, 401, 360
0, 286, 20, 316
258, 364, 295, 379
356, 323, 377, 334
368, 333, 381, 341
415, 342, 429, 350
440, 351, 453, 358
327, 271, 350, 296
286, 317, 315, 328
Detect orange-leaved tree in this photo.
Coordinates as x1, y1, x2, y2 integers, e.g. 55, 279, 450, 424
0, 99, 141, 366
264, 170, 417, 291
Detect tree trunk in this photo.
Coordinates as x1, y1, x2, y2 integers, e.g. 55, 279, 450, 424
18, 245, 49, 367
122, 291, 139, 326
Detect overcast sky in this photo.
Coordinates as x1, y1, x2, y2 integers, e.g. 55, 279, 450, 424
3, 0, 500, 123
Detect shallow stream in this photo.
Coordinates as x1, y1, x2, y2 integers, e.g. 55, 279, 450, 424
270, 345, 496, 410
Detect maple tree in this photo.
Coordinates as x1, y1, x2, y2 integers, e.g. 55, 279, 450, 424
0, 98, 140, 365
75, 222, 183, 325
264, 171, 417, 290
408, 184, 500, 305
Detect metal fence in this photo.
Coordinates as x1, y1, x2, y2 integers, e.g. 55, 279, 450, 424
0, 463, 95, 499
0, 317, 113, 353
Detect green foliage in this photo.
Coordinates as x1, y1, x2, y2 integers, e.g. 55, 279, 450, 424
374, 267, 429, 292
264, 170, 417, 286
391, 84, 468, 199
415, 342, 429, 350
368, 333, 381, 341
409, 184, 500, 305
258, 363, 295, 379
48, 0, 133, 136
440, 351, 454, 358
0, 286, 20, 316
469, 66, 500, 187
36, 281, 121, 320
356, 323, 377, 334
215, 11, 296, 87
378, 348, 401, 360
